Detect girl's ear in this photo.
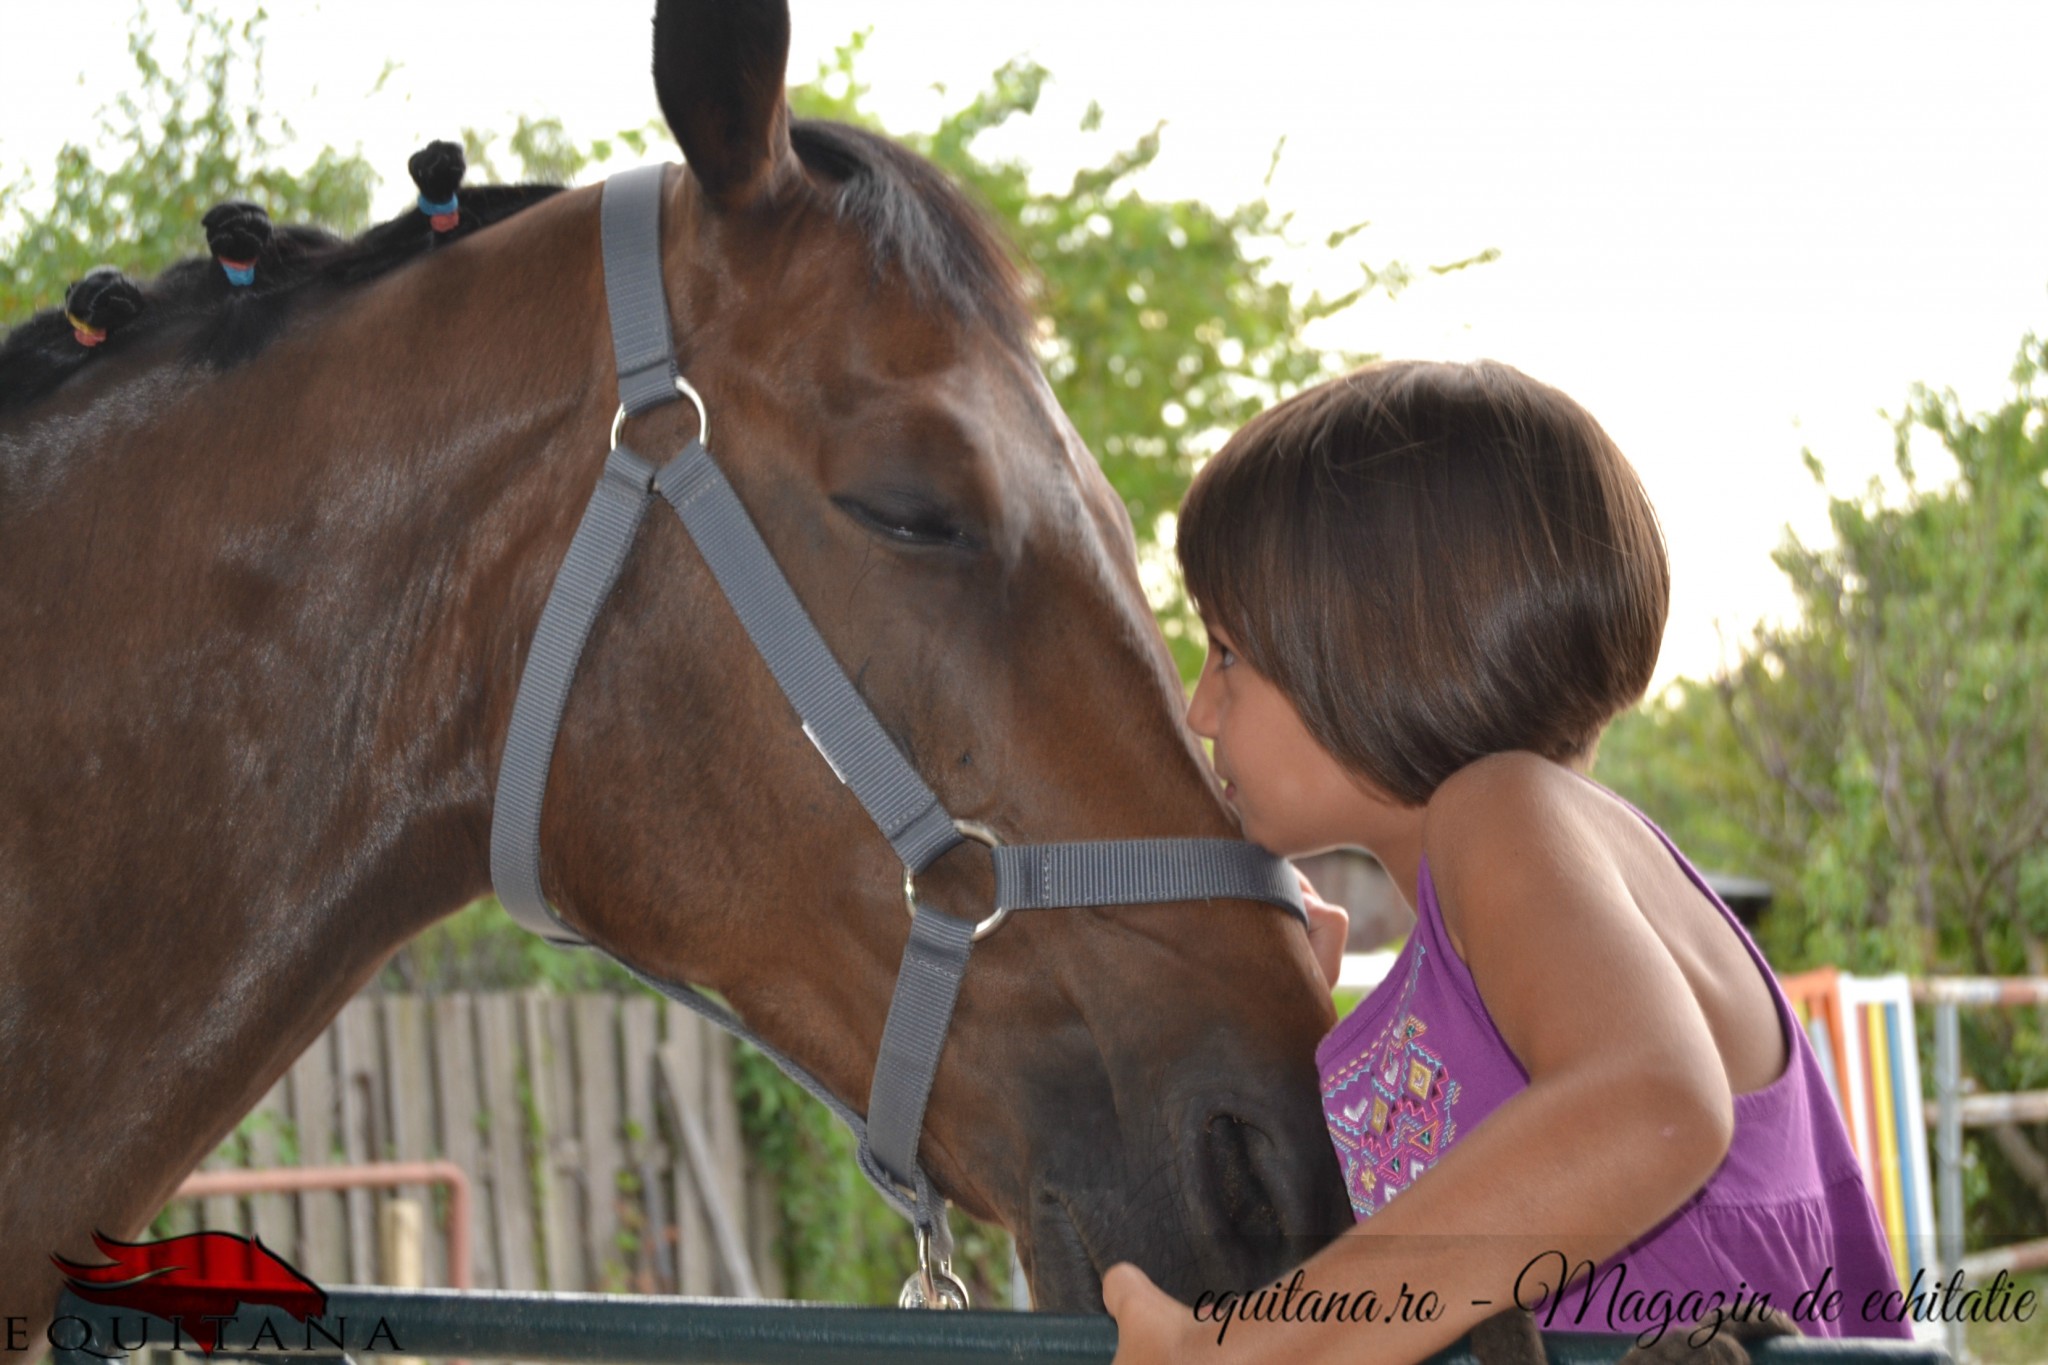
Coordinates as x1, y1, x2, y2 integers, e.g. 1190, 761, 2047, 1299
651, 0, 798, 211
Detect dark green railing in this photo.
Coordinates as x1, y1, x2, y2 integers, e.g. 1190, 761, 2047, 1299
51, 1288, 1952, 1365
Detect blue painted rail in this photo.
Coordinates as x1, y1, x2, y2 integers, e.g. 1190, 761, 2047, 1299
51, 1288, 1953, 1364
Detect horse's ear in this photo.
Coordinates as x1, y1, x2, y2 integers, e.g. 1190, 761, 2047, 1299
652, 0, 796, 211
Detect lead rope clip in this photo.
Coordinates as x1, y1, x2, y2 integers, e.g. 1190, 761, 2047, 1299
898, 1222, 969, 1310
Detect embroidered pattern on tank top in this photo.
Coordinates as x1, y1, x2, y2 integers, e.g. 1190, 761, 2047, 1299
1322, 939, 1460, 1218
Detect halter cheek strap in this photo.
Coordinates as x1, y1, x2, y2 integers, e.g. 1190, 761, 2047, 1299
489, 162, 1306, 1303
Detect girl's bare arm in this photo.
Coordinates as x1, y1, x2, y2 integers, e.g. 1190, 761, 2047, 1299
1110, 752, 1735, 1364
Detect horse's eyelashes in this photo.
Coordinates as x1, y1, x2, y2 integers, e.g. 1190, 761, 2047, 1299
832, 493, 978, 551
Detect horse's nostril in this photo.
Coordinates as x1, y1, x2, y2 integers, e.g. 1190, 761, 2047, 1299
1199, 1111, 1286, 1241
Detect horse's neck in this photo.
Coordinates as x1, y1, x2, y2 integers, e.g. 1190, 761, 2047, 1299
0, 187, 615, 1244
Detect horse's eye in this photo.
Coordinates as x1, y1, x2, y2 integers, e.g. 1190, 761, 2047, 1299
832, 494, 976, 550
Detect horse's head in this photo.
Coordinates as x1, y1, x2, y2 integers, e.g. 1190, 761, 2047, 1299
529, 0, 1353, 1307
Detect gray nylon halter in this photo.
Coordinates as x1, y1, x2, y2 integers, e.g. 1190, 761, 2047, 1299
489, 162, 1306, 1305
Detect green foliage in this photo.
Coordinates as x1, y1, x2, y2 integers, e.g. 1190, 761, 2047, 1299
1600, 330, 2048, 1251
461, 114, 667, 188
1969, 1270, 2048, 1364
232, 1102, 301, 1165
1609, 333, 2048, 979
380, 897, 646, 994
609, 1166, 646, 1293
731, 1045, 1016, 1305
1596, 677, 1771, 885
730, 1046, 906, 1303
0, 0, 375, 326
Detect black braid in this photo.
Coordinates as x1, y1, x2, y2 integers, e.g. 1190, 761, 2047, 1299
1, 143, 564, 415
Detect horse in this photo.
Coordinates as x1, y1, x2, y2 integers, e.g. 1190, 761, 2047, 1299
0, 0, 1353, 1337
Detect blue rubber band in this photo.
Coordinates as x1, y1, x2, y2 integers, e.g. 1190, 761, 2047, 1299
418, 194, 460, 216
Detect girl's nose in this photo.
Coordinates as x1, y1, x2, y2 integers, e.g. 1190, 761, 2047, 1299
1186, 667, 1219, 740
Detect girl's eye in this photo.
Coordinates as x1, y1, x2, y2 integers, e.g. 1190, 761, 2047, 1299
1216, 643, 1236, 669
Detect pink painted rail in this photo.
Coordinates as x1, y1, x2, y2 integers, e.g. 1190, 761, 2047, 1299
1911, 976, 2048, 1007
174, 1160, 473, 1289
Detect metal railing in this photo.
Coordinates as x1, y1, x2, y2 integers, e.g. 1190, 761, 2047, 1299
1916, 977, 2048, 1284
48, 1287, 1951, 1365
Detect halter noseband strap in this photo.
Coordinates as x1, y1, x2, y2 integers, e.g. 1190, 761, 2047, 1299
488, 162, 1306, 1303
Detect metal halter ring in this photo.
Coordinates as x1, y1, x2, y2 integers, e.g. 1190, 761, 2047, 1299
903, 819, 1006, 941
611, 375, 709, 449
898, 1222, 970, 1310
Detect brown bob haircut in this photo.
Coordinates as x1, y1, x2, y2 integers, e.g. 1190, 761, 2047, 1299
1178, 359, 1669, 807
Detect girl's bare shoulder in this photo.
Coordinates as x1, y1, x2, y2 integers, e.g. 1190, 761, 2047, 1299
1424, 751, 1785, 1096
1421, 751, 1611, 866
1419, 751, 1632, 950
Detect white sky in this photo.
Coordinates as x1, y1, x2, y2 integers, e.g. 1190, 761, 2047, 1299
7, 1, 2046, 690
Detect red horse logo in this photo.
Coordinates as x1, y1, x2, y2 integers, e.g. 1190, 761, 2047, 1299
54, 1230, 328, 1355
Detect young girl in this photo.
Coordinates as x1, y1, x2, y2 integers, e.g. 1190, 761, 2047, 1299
1104, 360, 1907, 1363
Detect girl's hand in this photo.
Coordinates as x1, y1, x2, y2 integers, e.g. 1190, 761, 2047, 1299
1297, 870, 1349, 991
1104, 1262, 1208, 1364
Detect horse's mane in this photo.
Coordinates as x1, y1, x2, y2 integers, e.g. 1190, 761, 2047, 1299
790, 119, 1035, 353
0, 120, 1034, 419
0, 180, 564, 417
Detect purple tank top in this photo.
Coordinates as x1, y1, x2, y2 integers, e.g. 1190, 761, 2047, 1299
1315, 787, 1910, 1341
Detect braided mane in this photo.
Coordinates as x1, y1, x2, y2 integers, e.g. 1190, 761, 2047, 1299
2, 118, 1040, 418
0, 152, 562, 417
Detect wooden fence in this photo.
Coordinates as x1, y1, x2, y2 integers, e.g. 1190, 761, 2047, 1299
156, 990, 782, 1298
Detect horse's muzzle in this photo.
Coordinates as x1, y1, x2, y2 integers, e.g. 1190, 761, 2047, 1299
1016, 1081, 1354, 1312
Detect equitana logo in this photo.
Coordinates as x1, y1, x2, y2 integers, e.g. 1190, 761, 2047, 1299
40, 1230, 401, 1357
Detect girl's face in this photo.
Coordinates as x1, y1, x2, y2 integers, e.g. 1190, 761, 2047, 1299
1185, 622, 1388, 857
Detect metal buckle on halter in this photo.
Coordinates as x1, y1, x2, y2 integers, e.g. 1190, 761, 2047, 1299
898, 1221, 971, 1310
904, 819, 1006, 941
611, 375, 709, 449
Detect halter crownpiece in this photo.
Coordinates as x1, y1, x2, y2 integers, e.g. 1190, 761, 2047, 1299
489, 162, 1307, 1307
